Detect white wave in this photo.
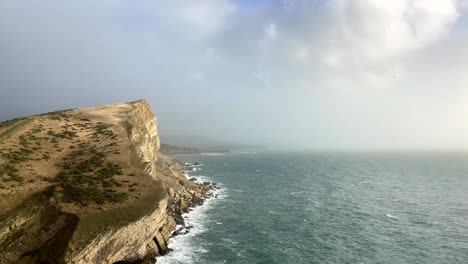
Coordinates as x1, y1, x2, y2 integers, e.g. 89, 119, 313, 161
183, 176, 210, 185
157, 182, 226, 264
268, 210, 283, 215
201, 153, 225, 156
220, 238, 238, 245
385, 213, 398, 220
289, 191, 305, 195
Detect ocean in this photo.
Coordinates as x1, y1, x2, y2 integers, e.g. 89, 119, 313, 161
157, 152, 468, 264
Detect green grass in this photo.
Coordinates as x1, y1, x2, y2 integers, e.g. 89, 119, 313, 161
92, 123, 116, 138
71, 179, 165, 250
0, 163, 22, 183
0, 118, 31, 142
40, 109, 74, 121
48, 130, 78, 140
56, 149, 128, 206
1, 124, 52, 183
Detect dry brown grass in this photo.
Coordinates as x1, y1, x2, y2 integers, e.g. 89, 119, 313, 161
0, 102, 160, 218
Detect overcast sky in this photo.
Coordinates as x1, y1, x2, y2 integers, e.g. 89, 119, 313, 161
1, 0, 468, 150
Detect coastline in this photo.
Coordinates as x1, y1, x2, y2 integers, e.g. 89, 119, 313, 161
156, 161, 222, 263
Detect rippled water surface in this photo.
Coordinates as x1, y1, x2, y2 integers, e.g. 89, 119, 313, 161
158, 152, 468, 264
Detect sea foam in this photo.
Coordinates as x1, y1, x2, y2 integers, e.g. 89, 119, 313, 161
385, 213, 398, 220
157, 176, 226, 264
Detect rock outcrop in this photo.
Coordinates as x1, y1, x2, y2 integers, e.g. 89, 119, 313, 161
0, 100, 213, 264
125, 101, 161, 178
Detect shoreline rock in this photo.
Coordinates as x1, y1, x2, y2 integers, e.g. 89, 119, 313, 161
165, 170, 219, 246
0, 100, 218, 264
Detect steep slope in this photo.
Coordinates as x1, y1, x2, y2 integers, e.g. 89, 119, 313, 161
0, 100, 212, 263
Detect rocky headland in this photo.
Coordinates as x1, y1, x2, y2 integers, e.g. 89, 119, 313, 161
0, 100, 216, 263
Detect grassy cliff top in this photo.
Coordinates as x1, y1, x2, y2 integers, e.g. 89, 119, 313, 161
0, 100, 203, 263
0, 100, 162, 217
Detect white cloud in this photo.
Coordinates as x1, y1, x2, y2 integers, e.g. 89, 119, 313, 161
265, 23, 278, 39
1, 0, 468, 149
285, 0, 460, 87
322, 53, 340, 67
144, 0, 236, 38
189, 72, 206, 83
179, 0, 236, 35
335, 0, 459, 60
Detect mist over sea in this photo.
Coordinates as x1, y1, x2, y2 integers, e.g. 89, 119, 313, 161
158, 152, 468, 264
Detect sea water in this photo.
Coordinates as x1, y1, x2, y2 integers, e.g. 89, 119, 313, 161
157, 152, 468, 264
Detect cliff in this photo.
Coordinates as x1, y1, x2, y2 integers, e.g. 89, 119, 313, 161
0, 100, 212, 263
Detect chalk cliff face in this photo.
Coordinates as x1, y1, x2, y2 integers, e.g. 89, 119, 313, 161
69, 199, 175, 263
126, 101, 161, 178
0, 100, 212, 264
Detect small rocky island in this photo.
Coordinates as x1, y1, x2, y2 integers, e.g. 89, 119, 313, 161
0, 100, 215, 263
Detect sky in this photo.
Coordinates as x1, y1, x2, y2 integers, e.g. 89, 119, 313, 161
1, 0, 468, 150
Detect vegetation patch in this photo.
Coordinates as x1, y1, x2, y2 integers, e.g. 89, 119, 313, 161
0, 110, 140, 209
72, 179, 165, 251
55, 149, 128, 206
48, 130, 78, 140
0, 118, 31, 142
41, 109, 74, 121
92, 123, 116, 139
0, 163, 21, 183
0, 123, 51, 183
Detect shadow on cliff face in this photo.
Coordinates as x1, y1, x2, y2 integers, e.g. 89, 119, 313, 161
0, 188, 81, 264
18, 211, 79, 264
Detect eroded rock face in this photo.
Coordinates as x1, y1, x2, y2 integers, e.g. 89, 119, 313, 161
0, 100, 214, 264
125, 101, 161, 178
69, 199, 175, 264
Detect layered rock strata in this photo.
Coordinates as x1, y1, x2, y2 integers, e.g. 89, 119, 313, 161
0, 100, 213, 264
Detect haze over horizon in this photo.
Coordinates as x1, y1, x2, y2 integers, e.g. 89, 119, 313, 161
1, 0, 468, 150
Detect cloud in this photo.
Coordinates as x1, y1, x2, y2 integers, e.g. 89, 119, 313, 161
279, 0, 460, 86
144, 0, 236, 37
189, 72, 206, 83
336, 0, 458, 58
1, 0, 468, 149
265, 22, 278, 39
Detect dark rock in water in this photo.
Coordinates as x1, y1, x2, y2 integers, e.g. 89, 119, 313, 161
202, 181, 211, 186
182, 165, 193, 171
214, 186, 221, 189
189, 177, 197, 181
172, 226, 188, 237
186, 225, 194, 230
212, 182, 217, 186
129, 254, 159, 264
214, 195, 219, 198
175, 215, 185, 225
191, 197, 204, 206
194, 162, 200, 165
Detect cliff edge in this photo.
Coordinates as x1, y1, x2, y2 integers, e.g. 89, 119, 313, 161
0, 100, 212, 263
